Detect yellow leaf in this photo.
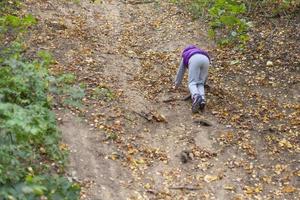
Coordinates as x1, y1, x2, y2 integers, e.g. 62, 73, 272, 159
136, 159, 145, 164
262, 176, 272, 184
282, 186, 296, 193
111, 154, 117, 160
266, 61, 273, 66
244, 185, 262, 195
144, 183, 151, 189
279, 138, 293, 148
224, 185, 235, 191
204, 174, 218, 183
152, 112, 167, 123
59, 143, 68, 151
274, 164, 286, 175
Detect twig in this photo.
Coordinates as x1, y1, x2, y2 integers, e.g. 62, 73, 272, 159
132, 110, 152, 121
162, 94, 191, 103
123, 115, 135, 122
146, 189, 157, 195
169, 186, 202, 191
183, 94, 191, 101
124, 0, 155, 5
162, 98, 181, 103
193, 119, 213, 127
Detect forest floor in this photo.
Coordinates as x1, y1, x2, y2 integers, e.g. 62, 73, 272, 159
24, 0, 299, 199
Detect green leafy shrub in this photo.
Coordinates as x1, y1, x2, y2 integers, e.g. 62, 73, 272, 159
172, 0, 299, 45
171, 0, 249, 45
0, 58, 50, 107
0, 175, 80, 199
48, 72, 85, 108
63, 85, 86, 108
0, 103, 64, 159
0, 2, 80, 199
57, 73, 76, 85
0, 59, 80, 199
0, 14, 36, 29
208, 0, 249, 45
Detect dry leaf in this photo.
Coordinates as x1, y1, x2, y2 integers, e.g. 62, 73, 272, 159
274, 164, 286, 175
266, 61, 273, 66
282, 186, 296, 193
244, 185, 262, 195
151, 112, 167, 123
204, 174, 218, 183
144, 183, 151, 189
279, 138, 293, 148
224, 185, 235, 191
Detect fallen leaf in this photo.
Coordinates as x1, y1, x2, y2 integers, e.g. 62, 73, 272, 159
144, 183, 151, 189
224, 185, 235, 191
266, 61, 273, 66
151, 112, 167, 123
279, 138, 293, 148
274, 164, 286, 175
204, 174, 218, 183
244, 185, 262, 195
282, 186, 296, 193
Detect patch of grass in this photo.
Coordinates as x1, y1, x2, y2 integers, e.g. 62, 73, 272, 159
58, 73, 76, 85
63, 85, 86, 108
92, 86, 115, 102
48, 72, 86, 109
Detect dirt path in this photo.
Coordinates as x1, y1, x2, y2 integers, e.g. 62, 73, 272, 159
24, 0, 299, 199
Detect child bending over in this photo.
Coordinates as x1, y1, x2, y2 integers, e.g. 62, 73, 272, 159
174, 45, 210, 113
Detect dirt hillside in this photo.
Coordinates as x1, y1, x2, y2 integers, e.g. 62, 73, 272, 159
24, 0, 299, 199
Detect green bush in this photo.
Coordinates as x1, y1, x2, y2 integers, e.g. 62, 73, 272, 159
63, 85, 86, 108
0, 175, 80, 199
208, 0, 249, 45
0, 2, 80, 199
171, 0, 249, 45
172, 0, 298, 45
0, 57, 80, 199
0, 58, 50, 107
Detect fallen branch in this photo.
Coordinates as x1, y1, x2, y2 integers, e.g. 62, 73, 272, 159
162, 94, 191, 103
183, 94, 191, 101
162, 98, 180, 103
124, 0, 155, 5
193, 119, 213, 127
132, 110, 167, 123
169, 186, 202, 191
146, 189, 157, 195
132, 111, 152, 121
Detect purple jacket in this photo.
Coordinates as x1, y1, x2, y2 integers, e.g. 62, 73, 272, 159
182, 45, 210, 67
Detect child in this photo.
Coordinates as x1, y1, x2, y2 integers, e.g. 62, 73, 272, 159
174, 45, 210, 113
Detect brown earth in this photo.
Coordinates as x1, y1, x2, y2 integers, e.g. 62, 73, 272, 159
24, 0, 299, 199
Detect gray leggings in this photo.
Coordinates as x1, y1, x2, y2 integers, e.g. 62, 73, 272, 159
188, 54, 210, 99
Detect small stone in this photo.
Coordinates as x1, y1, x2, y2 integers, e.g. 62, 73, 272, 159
180, 151, 190, 163
266, 61, 273, 66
